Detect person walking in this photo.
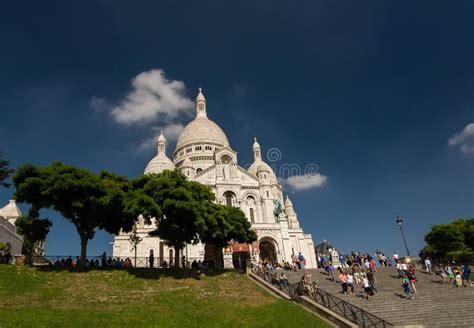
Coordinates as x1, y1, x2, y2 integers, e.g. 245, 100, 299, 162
462, 264, 472, 287
347, 271, 355, 294
367, 269, 377, 293
362, 273, 373, 301
407, 266, 417, 294
353, 266, 361, 285
401, 274, 414, 299
338, 268, 348, 294
298, 252, 305, 270
445, 263, 455, 286
424, 257, 432, 274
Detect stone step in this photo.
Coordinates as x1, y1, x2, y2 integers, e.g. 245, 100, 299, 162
282, 268, 474, 327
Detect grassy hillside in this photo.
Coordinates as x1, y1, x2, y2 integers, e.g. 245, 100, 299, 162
0, 266, 329, 327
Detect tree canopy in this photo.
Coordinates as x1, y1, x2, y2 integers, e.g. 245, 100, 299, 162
128, 170, 215, 267
0, 150, 14, 188
423, 218, 474, 262
128, 170, 257, 268
13, 164, 257, 269
13, 162, 137, 268
199, 204, 257, 268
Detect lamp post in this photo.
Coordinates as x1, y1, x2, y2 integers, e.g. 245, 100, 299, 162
396, 216, 410, 256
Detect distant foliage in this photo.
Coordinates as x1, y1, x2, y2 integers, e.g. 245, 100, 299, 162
423, 218, 474, 262
13, 162, 137, 268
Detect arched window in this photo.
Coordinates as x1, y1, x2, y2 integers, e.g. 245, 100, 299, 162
266, 191, 269, 198
224, 191, 235, 207
221, 155, 232, 164
196, 168, 203, 173
249, 208, 255, 223
246, 196, 255, 205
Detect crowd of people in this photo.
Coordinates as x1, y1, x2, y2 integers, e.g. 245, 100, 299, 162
433, 261, 472, 287
318, 251, 473, 301
51, 254, 137, 268
252, 252, 307, 274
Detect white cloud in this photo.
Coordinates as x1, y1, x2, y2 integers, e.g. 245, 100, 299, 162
282, 173, 328, 191
448, 123, 474, 154
92, 69, 195, 154
109, 69, 194, 125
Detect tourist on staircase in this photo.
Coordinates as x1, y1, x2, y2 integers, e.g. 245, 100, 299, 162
462, 264, 472, 287
337, 267, 348, 294
361, 272, 374, 301
346, 270, 355, 294
424, 257, 432, 274
407, 265, 417, 295
401, 274, 414, 299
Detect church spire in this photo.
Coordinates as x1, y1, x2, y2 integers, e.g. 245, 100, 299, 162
253, 137, 261, 161
157, 130, 166, 154
196, 87, 207, 118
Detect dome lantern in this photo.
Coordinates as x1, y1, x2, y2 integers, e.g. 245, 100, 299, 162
157, 130, 166, 153
253, 137, 261, 161
196, 87, 207, 118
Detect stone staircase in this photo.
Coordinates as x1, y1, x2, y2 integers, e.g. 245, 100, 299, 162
286, 267, 474, 327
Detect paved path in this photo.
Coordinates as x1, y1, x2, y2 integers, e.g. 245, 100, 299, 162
285, 267, 474, 327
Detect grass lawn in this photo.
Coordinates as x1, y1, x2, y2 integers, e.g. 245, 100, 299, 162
0, 265, 330, 327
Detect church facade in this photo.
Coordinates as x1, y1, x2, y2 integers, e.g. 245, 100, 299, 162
112, 89, 317, 268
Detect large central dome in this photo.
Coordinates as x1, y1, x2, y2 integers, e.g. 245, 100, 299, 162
176, 116, 229, 150
174, 89, 229, 159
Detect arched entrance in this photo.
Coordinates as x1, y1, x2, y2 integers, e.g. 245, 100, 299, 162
259, 238, 277, 263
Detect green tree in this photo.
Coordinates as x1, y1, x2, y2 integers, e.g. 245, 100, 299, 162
15, 206, 52, 263
129, 170, 214, 267
199, 204, 257, 268
424, 218, 474, 262
0, 150, 14, 188
13, 162, 137, 268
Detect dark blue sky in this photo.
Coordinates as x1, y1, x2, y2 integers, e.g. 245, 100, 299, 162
1, 1, 473, 256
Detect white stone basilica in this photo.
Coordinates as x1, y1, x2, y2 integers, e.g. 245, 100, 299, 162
113, 89, 317, 268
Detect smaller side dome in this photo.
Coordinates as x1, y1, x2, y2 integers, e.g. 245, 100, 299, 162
248, 137, 278, 184
144, 132, 175, 174
179, 157, 194, 178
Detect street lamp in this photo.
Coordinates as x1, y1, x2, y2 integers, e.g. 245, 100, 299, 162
396, 216, 410, 256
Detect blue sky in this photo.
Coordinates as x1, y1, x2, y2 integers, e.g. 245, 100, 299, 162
1, 1, 473, 257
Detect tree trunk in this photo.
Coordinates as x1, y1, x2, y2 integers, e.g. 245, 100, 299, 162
174, 248, 180, 268
80, 237, 88, 269
134, 247, 137, 267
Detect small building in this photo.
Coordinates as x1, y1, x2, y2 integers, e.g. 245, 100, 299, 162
0, 199, 46, 257
0, 200, 24, 255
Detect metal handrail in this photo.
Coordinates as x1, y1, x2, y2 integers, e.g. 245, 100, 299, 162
251, 266, 393, 328
31, 255, 236, 269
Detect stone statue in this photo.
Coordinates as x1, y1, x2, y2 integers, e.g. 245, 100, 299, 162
273, 199, 284, 221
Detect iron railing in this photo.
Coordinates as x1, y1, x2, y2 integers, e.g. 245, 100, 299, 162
32, 255, 236, 269
251, 266, 392, 328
